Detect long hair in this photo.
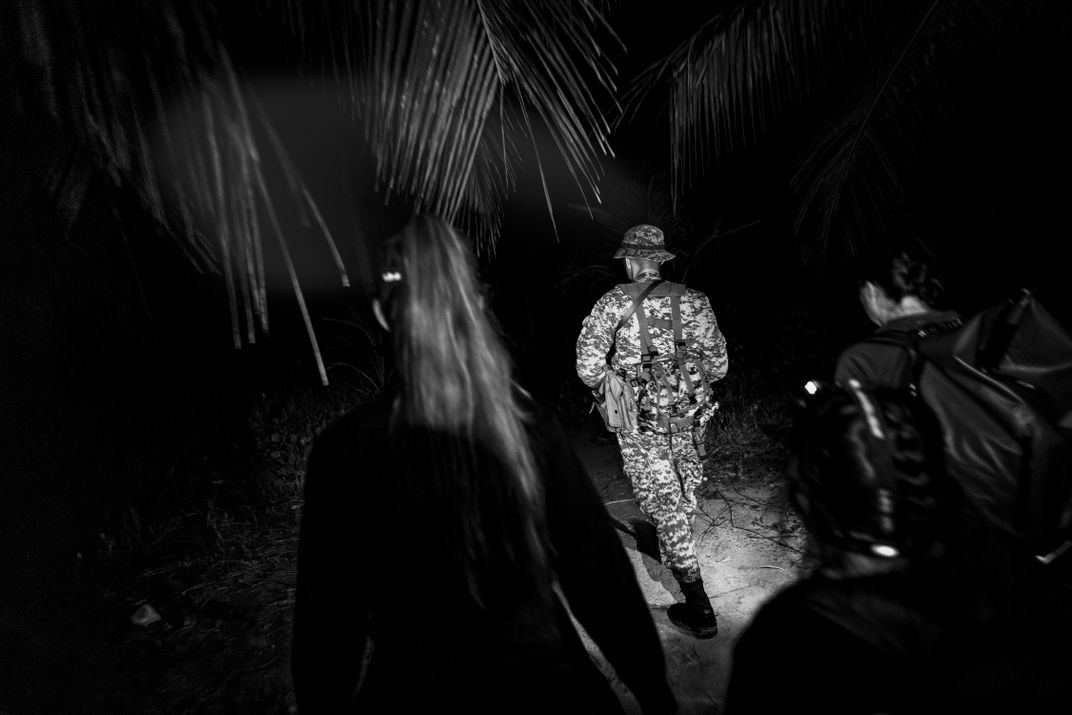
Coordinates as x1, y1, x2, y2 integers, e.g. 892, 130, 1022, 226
376, 216, 546, 599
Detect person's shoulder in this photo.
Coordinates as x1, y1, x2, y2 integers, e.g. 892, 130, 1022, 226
741, 574, 887, 650
755, 576, 828, 615
680, 284, 713, 304
677, 285, 716, 320
586, 285, 631, 317
733, 577, 828, 657
599, 284, 631, 301
311, 393, 392, 457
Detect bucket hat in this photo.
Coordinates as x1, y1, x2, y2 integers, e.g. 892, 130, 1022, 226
613, 224, 675, 263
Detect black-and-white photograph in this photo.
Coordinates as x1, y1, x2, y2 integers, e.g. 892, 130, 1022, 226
2, 2, 1071, 712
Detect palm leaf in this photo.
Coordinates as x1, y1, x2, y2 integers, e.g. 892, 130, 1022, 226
0, 3, 341, 383
618, 0, 884, 200
157, 56, 344, 382
618, 0, 1029, 266
5, 0, 620, 383
274, 0, 620, 249
791, 0, 1020, 265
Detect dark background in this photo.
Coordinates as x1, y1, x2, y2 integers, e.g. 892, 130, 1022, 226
2, 0, 1070, 646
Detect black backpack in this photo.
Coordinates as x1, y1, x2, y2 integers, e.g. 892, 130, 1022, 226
868, 290, 1072, 559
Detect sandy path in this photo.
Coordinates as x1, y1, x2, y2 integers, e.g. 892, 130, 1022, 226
563, 417, 806, 714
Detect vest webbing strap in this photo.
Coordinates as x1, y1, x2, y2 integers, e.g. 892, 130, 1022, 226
614, 280, 663, 335
634, 306, 670, 432
622, 282, 706, 441
670, 295, 694, 394
607, 280, 663, 366
636, 297, 697, 401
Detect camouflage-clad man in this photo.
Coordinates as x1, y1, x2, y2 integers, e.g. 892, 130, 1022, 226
576, 224, 728, 639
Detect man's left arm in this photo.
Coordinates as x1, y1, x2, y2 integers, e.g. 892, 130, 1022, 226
695, 293, 728, 383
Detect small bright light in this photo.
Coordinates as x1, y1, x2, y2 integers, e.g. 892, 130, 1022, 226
871, 544, 900, 558
803, 380, 819, 395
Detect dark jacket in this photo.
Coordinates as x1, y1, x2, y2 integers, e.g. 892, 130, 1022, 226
834, 310, 962, 388
726, 560, 1072, 714
291, 395, 677, 714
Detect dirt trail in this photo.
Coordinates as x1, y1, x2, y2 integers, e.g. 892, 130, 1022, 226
563, 416, 806, 714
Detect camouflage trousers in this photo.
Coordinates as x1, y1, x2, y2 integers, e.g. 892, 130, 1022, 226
617, 427, 705, 583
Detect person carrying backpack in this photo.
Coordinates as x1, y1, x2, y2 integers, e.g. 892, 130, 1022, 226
726, 381, 1072, 714
834, 248, 961, 388
834, 247, 1072, 566
576, 224, 728, 638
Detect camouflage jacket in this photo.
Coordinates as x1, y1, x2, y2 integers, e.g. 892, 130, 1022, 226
575, 278, 729, 389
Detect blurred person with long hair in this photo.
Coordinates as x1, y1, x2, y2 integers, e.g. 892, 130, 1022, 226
291, 217, 677, 714
725, 382, 1072, 714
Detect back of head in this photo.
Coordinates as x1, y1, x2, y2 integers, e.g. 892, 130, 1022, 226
787, 382, 955, 562
378, 216, 511, 427
860, 247, 945, 307
375, 216, 547, 598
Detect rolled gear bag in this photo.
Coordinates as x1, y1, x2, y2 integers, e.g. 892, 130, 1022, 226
869, 289, 1072, 559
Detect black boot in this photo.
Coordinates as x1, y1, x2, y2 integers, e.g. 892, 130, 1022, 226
668, 578, 718, 639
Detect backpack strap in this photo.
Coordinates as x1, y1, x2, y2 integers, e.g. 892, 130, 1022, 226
615, 280, 663, 334
978, 289, 1030, 371
865, 318, 964, 392
864, 332, 926, 394
606, 280, 663, 365
635, 302, 674, 433
635, 300, 659, 376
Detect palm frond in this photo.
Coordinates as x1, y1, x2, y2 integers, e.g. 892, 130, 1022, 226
6, 0, 620, 382
618, 0, 884, 199
791, 0, 1020, 265
2, 0, 217, 224
619, 0, 1029, 267
158, 56, 348, 383
4, 1, 348, 384
274, 0, 619, 247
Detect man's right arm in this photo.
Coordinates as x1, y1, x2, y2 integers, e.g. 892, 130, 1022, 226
833, 347, 869, 386
575, 292, 620, 388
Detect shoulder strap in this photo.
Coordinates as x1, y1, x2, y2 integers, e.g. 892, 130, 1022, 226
605, 280, 663, 366
635, 302, 669, 390
635, 295, 658, 359
614, 280, 663, 335
664, 281, 687, 297
867, 318, 964, 390
978, 290, 1028, 371
634, 292, 697, 395
862, 331, 922, 391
